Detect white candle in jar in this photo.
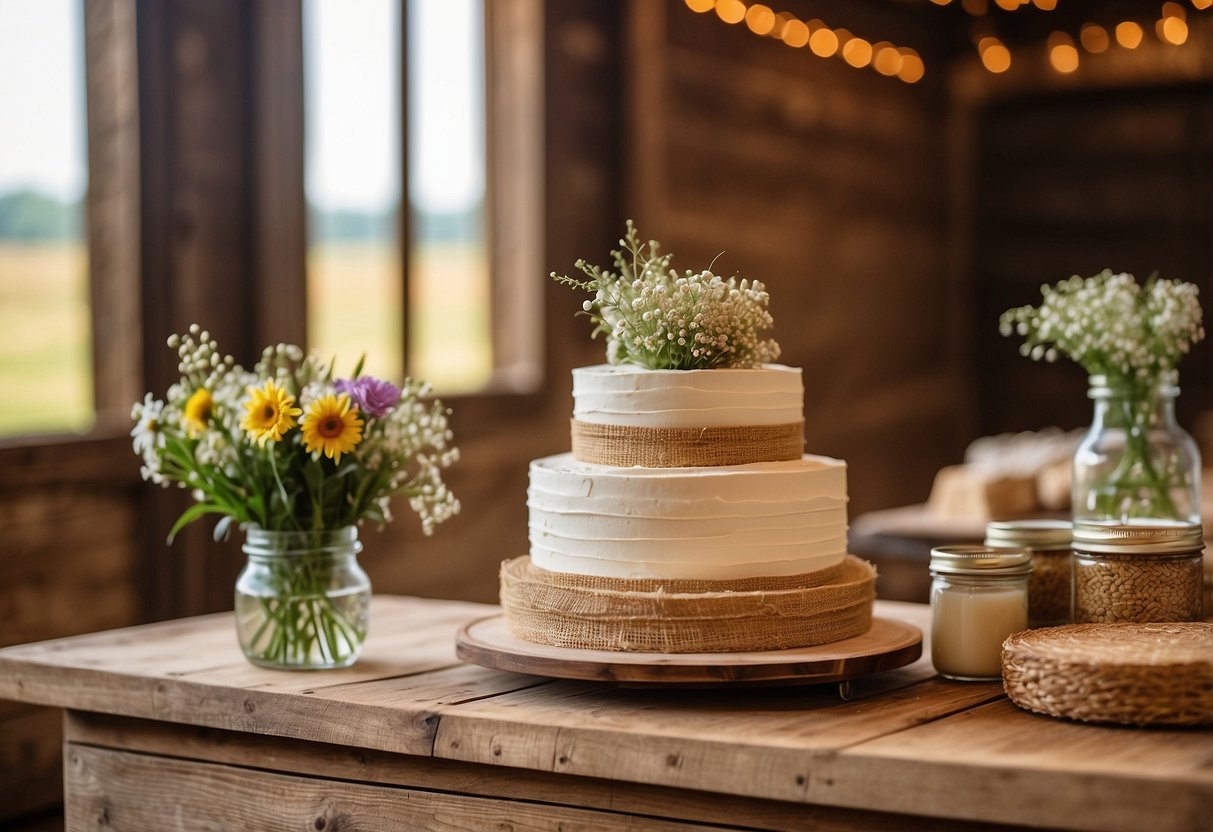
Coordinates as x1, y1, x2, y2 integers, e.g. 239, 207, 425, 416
931, 585, 1028, 679
929, 546, 1031, 681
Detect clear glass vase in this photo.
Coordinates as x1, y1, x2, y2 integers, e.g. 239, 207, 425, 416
1072, 371, 1201, 525
234, 526, 371, 669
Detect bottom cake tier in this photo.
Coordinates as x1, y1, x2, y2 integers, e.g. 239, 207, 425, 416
499, 554, 876, 653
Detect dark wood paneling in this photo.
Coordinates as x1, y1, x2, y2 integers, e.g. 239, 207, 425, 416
972, 86, 1213, 436
627, 0, 960, 513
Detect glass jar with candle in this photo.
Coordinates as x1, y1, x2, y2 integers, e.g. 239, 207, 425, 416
929, 546, 1031, 681
984, 519, 1072, 628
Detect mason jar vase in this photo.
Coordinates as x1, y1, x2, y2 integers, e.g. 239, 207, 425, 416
1072, 371, 1201, 526
234, 526, 371, 669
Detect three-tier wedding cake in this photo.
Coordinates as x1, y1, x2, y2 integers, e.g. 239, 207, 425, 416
499, 224, 875, 653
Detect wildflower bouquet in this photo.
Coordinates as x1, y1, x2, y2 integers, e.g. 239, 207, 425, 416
551, 220, 780, 369
1000, 270, 1205, 521
132, 326, 460, 667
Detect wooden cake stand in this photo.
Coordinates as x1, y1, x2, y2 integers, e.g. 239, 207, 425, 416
456, 614, 922, 689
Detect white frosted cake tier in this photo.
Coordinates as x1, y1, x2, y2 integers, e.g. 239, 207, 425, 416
528, 452, 848, 581
572, 363, 803, 428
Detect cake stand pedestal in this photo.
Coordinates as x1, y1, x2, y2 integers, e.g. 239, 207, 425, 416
456, 614, 922, 692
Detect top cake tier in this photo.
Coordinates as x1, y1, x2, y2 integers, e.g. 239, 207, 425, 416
572, 364, 803, 427
571, 364, 804, 467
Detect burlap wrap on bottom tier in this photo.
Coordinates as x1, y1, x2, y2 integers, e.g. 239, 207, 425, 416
500, 554, 876, 653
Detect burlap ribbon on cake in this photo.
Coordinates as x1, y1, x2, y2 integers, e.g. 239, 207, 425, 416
571, 419, 804, 468
500, 554, 876, 653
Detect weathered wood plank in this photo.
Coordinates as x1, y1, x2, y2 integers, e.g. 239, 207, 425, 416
0, 598, 497, 756
822, 698, 1213, 832
63, 744, 748, 831
433, 677, 1003, 804
61, 711, 1037, 832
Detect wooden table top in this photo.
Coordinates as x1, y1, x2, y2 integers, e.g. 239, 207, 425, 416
0, 596, 1209, 832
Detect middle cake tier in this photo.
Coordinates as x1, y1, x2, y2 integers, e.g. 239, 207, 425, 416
528, 452, 848, 582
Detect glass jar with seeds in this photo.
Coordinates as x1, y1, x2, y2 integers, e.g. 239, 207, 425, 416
1071, 520, 1204, 624
985, 519, 1072, 627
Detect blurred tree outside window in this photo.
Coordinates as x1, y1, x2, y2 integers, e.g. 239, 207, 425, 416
0, 0, 92, 437
304, 0, 492, 393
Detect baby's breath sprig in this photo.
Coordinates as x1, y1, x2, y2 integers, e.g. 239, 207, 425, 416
1000, 269, 1205, 385
551, 220, 781, 370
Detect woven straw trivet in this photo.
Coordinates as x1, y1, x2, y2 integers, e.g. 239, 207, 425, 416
1002, 623, 1213, 726
500, 554, 876, 653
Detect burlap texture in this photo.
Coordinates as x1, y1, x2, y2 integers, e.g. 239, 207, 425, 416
500, 554, 876, 653
571, 419, 804, 468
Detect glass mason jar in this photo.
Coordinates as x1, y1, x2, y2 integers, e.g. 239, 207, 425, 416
235, 526, 371, 669
985, 519, 1072, 628
929, 545, 1030, 682
1072, 371, 1201, 525
1071, 520, 1204, 624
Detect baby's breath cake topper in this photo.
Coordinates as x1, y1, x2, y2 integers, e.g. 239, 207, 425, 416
551, 221, 780, 370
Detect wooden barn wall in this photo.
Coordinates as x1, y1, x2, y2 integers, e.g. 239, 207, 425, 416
625, 0, 966, 515
969, 84, 1213, 437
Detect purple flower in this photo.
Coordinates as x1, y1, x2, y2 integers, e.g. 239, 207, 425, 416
334, 376, 401, 419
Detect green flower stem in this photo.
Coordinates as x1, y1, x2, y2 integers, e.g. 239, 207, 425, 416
1091, 395, 1183, 520
242, 551, 366, 667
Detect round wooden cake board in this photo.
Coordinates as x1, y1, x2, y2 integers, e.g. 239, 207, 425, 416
456, 614, 922, 688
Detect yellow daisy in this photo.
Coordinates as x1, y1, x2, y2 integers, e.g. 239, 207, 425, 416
301, 393, 364, 463
242, 380, 301, 445
182, 387, 214, 437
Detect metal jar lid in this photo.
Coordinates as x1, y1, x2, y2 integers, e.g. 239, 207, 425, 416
1071, 520, 1203, 555
929, 545, 1032, 575
984, 518, 1072, 549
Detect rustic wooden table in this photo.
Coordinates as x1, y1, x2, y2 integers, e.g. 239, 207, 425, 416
0, 596, 1209, 831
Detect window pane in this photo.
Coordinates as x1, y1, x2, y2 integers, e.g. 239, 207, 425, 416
304, 0, 403, 382
305, 0, 492, 392
407, 0, 491, 392
0, 0, 91, 436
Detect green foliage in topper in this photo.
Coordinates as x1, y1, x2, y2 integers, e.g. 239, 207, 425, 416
550, 221, 780, 370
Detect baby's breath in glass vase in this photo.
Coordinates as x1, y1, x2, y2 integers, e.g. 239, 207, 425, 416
1001, 270, 1205, 525
1072, 371, 1201, 524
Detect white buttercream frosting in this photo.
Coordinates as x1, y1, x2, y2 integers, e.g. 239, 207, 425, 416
572, 364, 803, 428
528, 453, 848, 580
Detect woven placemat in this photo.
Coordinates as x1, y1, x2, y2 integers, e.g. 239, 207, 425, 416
1002, 623, 1213, 726
500, 554, 876, 653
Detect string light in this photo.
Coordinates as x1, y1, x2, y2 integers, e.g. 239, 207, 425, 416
1079, 23, 1110, 53
979, 37, 1012, 72
872, 42, 904, 76
1159, 15, 1189, 43
935, 0, 1209, 78
897, 50, 926, 83
1048, 31, 1079, 72
841, 36, 873, 68
781, 19, 809, 48
808, 27, 839, 58
745, 4, 776, 35
1115, 21, 1144, 48
685, 0, 715, 12
715, 0, 746, 24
